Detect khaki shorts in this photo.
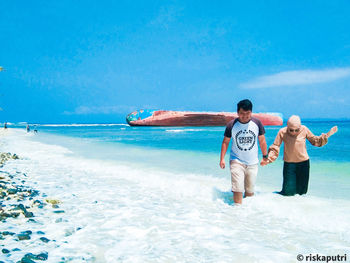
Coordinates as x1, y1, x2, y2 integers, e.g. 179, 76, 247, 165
230, 160, 258, 193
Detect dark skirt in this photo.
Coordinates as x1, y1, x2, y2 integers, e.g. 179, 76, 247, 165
280, 159, 310, 196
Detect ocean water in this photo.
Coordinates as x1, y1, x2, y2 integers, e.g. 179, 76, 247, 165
1, 121, 349, 262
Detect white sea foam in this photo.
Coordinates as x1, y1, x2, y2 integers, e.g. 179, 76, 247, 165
1, 129, 349, 262
165, 129, 187, 133
165, 129, 210, 133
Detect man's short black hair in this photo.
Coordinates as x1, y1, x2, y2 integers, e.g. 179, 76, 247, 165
237, 99, 253, 112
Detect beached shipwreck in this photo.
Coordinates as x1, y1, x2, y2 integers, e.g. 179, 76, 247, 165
126, 110, 283, 126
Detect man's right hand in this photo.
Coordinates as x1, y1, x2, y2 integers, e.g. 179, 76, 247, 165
220, 160, 225, 169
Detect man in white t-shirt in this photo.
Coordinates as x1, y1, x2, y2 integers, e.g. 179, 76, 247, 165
220, 99, 268, 204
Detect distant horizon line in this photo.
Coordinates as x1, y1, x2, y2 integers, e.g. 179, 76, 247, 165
2, 118, 350, 126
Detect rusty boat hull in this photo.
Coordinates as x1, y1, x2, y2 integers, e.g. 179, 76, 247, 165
126, 110, 283, 126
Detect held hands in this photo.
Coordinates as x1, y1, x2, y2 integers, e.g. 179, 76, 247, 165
260, 158, 269, 166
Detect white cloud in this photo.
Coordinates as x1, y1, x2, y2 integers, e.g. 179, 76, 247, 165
328, 97, 350, 105
240, 67, 350, 89
63, 105, 137, 115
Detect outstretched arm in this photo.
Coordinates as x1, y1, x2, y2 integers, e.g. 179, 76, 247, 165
306, 126, 332, 147
220, 137, 231, 169
326, 126, 338, 138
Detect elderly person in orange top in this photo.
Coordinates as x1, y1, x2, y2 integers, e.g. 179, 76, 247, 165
261, 115, 338, 196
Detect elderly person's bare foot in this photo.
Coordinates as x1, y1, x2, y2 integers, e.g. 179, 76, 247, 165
327, 126, 338, 138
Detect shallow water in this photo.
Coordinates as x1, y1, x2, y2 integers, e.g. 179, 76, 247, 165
1, 122, 349, 262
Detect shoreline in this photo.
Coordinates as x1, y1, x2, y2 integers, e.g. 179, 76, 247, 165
0, 152, 61, 262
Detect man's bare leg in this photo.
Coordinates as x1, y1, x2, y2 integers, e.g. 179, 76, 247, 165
233, 192, 243, 204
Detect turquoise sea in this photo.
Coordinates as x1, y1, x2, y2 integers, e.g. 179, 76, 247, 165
1, 120, 349, 262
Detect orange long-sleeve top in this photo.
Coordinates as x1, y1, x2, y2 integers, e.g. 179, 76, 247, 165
267, 125, 328, 163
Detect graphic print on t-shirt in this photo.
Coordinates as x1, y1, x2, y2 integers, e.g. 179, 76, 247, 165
235, 129, 256, 151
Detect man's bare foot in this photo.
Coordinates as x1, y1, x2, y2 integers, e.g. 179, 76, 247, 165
327, 126, 338, 138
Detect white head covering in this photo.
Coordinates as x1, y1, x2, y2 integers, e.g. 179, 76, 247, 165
287, 115, 301, 128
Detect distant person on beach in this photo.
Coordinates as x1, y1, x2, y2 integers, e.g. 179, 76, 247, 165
4, 122, 7, 129
34, 125, 38, 133
260, 115, 338, 196
26, 125, 30, 132
220, 99, 268, 204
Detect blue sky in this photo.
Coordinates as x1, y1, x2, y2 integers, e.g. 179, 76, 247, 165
1, 0, 350, 123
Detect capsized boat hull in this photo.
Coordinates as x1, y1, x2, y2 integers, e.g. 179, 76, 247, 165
126, 110, 283, 126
